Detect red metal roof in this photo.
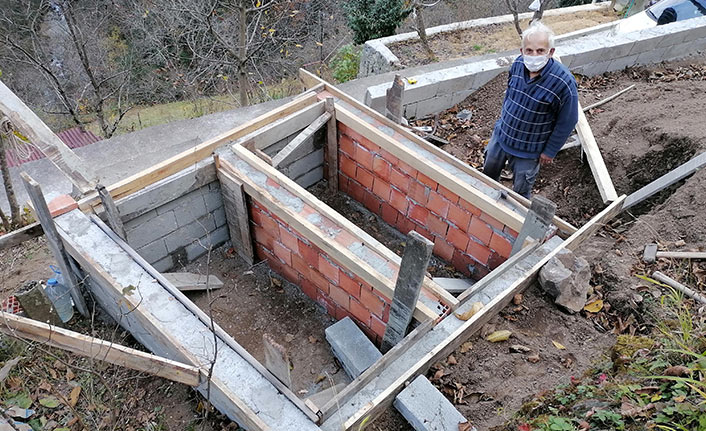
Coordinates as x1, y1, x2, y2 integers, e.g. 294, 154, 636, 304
5, 127, 102, 167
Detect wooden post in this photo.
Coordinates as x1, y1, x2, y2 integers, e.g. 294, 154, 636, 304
381, 231, 433, 353
96, 183, 126, 241
20, 172, 88, 316
325, 97, 338, 192
385, 75, 404, 124
510, 196, 556, 256
216, 165, 255, 265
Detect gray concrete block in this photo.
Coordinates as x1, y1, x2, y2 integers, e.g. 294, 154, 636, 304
415, 94, 454, 119
125, 210, 178, 250
284, 149, 324, 180
636, 46, 669, 66
295, 166, 324, 189
656, 28, 690, 48
394, 375, 469, 431
574, 60, 611, 77
683, 26, 706, 42
213, 206, 227, 228
404, 102, 419, 120
152, 255, 174, 272
325, 317, 382, 379
136, 239, 169, 264
606, 54, 640, 73
184, 224, 230, 262
164, 215, 218, 253
117, 159, 216, 221
204, 186, 224, 212
157, 188, 209, 227
124, 208, 156, 231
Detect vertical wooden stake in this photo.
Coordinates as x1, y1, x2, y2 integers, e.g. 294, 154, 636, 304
510, 196, 556, 256
385, 74, 405, 124
325, 97, 338, 193
381, 231, 433, 353
20, 172, 88, 316
96, 183, 126, 241
216, 165, 254, 265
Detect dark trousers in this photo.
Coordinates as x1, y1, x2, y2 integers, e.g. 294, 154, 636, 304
482, 131, 540, 199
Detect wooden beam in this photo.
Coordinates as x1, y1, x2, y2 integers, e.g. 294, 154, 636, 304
325, 97, 338, 193
216, 162, 255, 265
381, 231, 433, 353
88, 214, 316, 424
77, 91, 319, 212
248, 101, 326, 150
385, 74, 404, 124
96, 183, 126, 240
0, 221, 42, 251
298, 68, 577, 237
0, 311, 202, 387
20, 173, 88, 316
341, 195, 626, 430
56, 215, 271, 430
272, 111, 331, 168
623, 151, 706, 210
219, 146, 439, 322
0, 80, 94, 193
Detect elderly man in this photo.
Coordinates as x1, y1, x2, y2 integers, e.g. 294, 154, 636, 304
483, 21, 578, 199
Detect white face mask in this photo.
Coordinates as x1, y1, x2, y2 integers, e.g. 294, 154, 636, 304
523, 54, 549, 73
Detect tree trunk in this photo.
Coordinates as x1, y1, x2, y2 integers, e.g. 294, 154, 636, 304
238, 4, 249, 107
505, 0, 523, 36
0, 134, 21, 228
414, 3, 435, 61
532, 0, 549, 22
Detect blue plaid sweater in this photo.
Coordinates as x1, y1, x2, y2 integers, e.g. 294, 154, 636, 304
494, 56, 579, 159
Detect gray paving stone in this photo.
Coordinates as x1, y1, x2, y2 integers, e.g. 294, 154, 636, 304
325, 317, 382, 379
394, 375, 469, 431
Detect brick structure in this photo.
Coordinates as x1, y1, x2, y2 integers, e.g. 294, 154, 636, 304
337, 123, 518, 280
249, 199, 390, 344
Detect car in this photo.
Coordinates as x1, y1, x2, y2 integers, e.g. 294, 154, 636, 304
612, 0, 706, 34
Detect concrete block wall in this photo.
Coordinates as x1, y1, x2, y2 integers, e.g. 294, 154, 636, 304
116, 160, 229, 272
337, 123, 517, 280
249, 198, 390, 344
364, 15, 706, 119
262, 127, 326, 189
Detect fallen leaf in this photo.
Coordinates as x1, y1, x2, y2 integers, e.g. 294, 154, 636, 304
527, 353, 540, 363
460, 342, 473, 353
5, 392, 32, 409
513, 293, 523, 305
447, 355, 457, 365
518, 424, 531, 431
454, 302, 483, 321
314, 374, 326, 384
284, 334, 295, 343
66, 368, 75, 382
69, 386, 81, 407
486, 330, 511, 343
0, 357, 21, 383
308, 336, 318, 344
458, 422, 472, 431
39, 396, 60, 408
552, 340, 566, 350
583, 299, 604, 313
673, 394, 686, 403
432, 369, 445, 381
664, 365, 690, 377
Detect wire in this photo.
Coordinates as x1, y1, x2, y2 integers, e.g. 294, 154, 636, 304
1, 117, 37, 161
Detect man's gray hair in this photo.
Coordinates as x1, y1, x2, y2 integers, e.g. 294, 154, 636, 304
521, 21, 555, 49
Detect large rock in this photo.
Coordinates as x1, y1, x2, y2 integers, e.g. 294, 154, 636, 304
539, 249, 591, 313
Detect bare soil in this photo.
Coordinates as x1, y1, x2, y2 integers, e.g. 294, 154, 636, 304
390, 9, 618, 68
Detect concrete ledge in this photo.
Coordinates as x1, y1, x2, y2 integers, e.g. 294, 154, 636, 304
325, 317, 382, 379
394, 375, 468, 431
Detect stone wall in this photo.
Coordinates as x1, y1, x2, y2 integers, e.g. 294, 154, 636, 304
115, 159, 228, 271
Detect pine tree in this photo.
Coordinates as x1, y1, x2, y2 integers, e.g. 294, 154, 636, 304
344, 0, 412, 45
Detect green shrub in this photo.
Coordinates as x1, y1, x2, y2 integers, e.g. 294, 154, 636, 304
330, 44, 362, 83
343, 0, 412, 45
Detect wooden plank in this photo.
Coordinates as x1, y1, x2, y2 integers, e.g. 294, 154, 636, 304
162, 272, 224, 291
262, 334, 293, 388
216, 165, 255, 265
298, 68, 577, 236
0, 80, 94, 193
77, 91, 319, 212
325, 97, 338, 192
96, 183, 127, 240
381, 231, 433, 353
55, 216, 271, 430
272, 111, 331, 168
623, 152, 706, 210
0, 311, 202, 387
88, 215, 317, 424
0, 221, 42, 251
249, 101, 326, 150
510, 196, 556, 256
385, 74, 404, 124
342, 196, 626, 430
335, 104, 525, 233
20, 173, 88, 317
219, 148, 438, 322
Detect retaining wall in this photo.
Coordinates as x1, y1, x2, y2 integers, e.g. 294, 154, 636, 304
364, 15, 706, 119
336, 122, 517, 280
115, 159, 229, 272
359, 3, 613, 77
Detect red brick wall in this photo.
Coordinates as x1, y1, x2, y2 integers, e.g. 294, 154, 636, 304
337, 123, 518, 280
249, 198, 390, 344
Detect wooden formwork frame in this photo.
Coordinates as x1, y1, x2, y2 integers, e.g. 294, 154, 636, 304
10, 71, 625, 430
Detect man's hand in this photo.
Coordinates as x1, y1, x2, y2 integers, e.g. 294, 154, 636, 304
539, 153, 554, 165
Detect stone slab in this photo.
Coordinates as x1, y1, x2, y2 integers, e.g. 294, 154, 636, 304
325, 317, 382, 379
394, 375, 469, 431
432, 277, 474, 294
